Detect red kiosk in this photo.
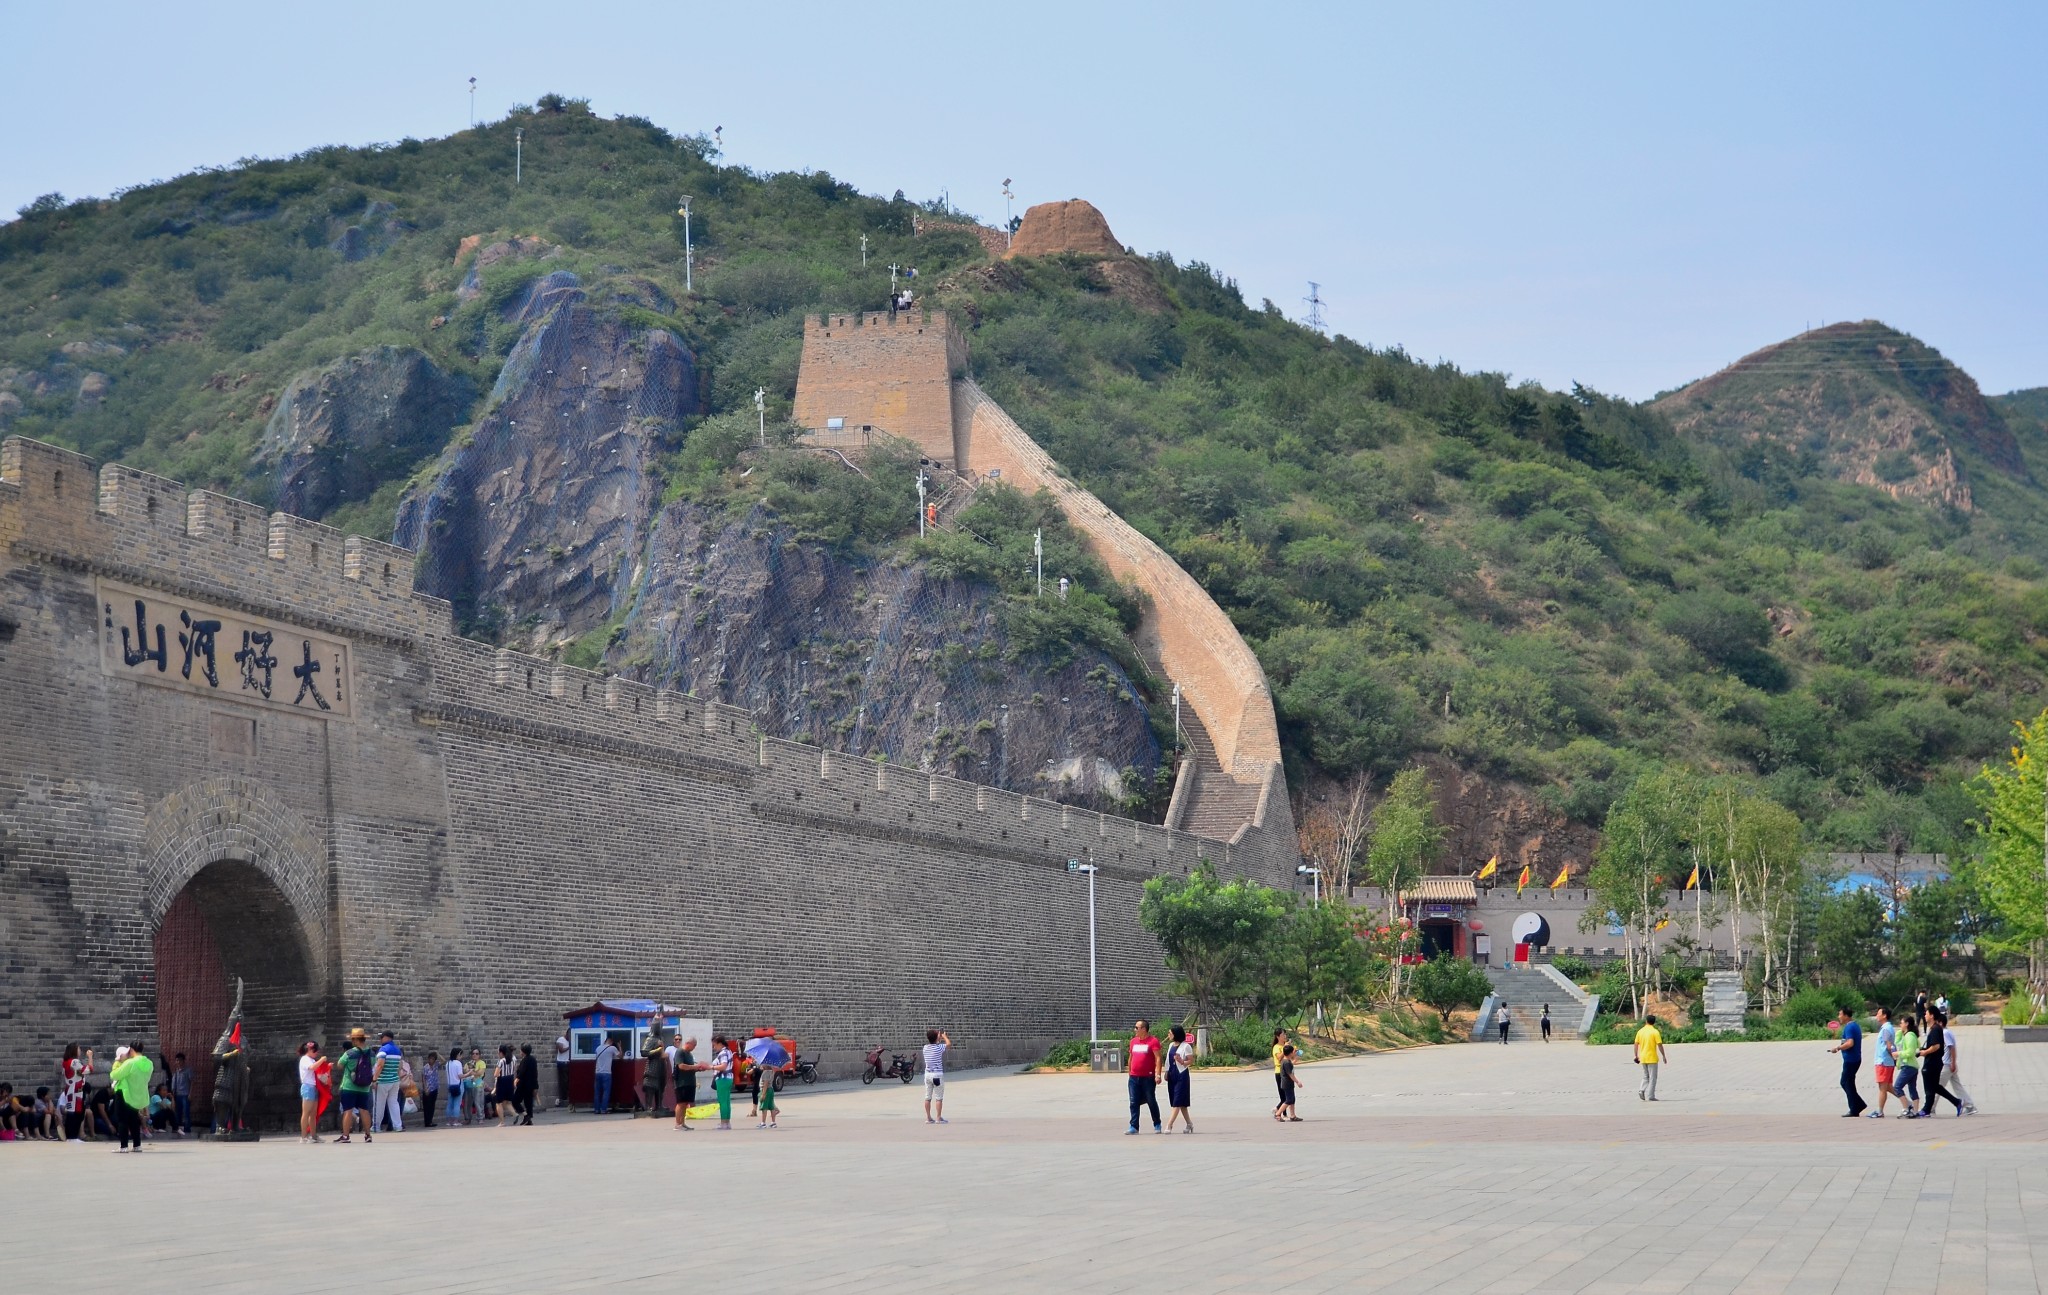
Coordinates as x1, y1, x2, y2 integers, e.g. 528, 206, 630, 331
561, 1000, 702, 1108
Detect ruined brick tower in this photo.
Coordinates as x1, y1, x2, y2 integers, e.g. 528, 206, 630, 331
792, 311, 972, 470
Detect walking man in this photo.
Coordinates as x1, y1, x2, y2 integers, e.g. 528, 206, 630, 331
1635, 1013, 1667, 1101
1870, 1007, 1897, 1119
554, 1032, 571, 1107
591, 1034, 619, 1115
1125, 1019, 1162, 1135
923, 1028, 950, 1125
1496, 1003, 1511, 1044
1828, 1006, 1867, 1117
672, 1037, 704, 1130
1540, 1005, 1552, 1043
1940, 1014, 1978, 1114
373, 1032, 404, 1132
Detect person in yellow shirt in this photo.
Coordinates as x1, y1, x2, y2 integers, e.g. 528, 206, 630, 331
1271, 1028, 1290, 1120
1634, 1014, 1668, 1101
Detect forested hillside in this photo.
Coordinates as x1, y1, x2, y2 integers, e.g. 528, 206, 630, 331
5, 98, 2045, 855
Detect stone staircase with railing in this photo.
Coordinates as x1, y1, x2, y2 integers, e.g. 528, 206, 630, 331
1481, 964, 1599, 1041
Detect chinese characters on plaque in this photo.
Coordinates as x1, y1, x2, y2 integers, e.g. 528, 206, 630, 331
97, 578, 352, 719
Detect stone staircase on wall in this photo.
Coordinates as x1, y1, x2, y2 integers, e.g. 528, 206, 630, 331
1482, 964, 1597, 1040
958, 379, 1295, 862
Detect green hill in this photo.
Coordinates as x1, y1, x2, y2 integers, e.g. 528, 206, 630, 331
5, 99, 2046, 855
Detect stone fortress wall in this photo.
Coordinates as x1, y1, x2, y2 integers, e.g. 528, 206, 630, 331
793, 308, 1296, 857
0, 435, 1290, 1110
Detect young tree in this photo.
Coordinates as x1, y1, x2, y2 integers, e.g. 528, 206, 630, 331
1138, 863, 1286, 1024
1814, 888, 1887, 986
1969, 709, 2048, 1005
1735, 795, 1806, 1012
1584, 768, 1694, 1017
1410, 953, 1492, 1023
1366, 768, 1446, 923
1295, 771, 1374, 900
1266, 897, 1373, 1035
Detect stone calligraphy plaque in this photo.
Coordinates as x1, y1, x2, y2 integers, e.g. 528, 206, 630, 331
98, 578, 352, 719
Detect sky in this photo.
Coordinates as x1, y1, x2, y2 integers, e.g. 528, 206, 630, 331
4, 1, 2042, 400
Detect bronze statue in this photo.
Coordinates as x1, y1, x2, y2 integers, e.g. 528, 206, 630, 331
209, 977, 256, 1138
640, 1021, 671, 1114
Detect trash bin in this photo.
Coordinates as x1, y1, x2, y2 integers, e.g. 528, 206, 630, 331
1089, 1043, 1123, 1072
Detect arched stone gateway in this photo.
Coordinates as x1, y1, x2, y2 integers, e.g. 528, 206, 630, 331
143, 779, 328, 1126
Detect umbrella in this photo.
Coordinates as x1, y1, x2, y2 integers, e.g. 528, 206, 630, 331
744, 1036, 789, 1071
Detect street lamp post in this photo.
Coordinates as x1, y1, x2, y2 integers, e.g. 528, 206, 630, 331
677, 196, 693, 293
1067, 859, 1099, 1052
1297, 863, 1322, 905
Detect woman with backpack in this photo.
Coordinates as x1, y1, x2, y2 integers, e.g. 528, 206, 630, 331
335, 1029, 378, 1144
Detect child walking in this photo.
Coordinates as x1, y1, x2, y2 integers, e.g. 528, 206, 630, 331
1275, 1044, 1304, 1122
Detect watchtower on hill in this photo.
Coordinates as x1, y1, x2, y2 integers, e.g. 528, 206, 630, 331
792, 310, 972, 470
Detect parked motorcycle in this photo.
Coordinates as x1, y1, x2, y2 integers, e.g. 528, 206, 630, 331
792, 1053, 820, 1085
860, 1046, 916, 1084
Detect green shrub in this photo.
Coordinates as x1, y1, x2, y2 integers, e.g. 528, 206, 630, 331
1781, 986, 1844, 1028
1039, 1038, 1092, 1067
1592, 962, 1633, 1010
1944, 985, 1978, 1016
1208, 1014, 1292, 1062
1550, 954, 1593, 983
2003, 996, 2034, 1026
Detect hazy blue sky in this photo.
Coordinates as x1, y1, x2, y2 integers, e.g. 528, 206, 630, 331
5, 2, 2041, 399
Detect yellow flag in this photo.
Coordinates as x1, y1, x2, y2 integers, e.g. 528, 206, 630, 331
1477, 855, 1498, 880
1549, 865, 1570, 891
1517, 865, 1531, 895
1654, 916, 1671, 932
1685, 864, 1699, 891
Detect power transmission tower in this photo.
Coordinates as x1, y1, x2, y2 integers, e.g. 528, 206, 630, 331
1303, 282, 1327, 334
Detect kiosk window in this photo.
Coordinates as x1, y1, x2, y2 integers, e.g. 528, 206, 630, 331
572, 1031, 603, 1059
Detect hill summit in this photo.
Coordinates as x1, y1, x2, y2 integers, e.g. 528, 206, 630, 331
1654, 321, 2030, 512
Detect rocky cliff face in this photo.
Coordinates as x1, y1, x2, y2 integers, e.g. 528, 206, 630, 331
390, 268, 1159, 809
262, 346, 475, 518
395, 271, 694, 644
605, 500, 1160, 805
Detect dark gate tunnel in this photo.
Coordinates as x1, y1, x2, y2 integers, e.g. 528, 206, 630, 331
154, 859, 322, 1128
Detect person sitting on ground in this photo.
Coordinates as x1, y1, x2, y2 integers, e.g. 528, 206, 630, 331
86, 1084, 118, 1139
0, 1083, 23, 1139
147, 1083, 175, 1133
32, 1086, 58, 1139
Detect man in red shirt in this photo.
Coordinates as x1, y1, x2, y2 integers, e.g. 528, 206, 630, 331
1126, 1019, 1163, 1135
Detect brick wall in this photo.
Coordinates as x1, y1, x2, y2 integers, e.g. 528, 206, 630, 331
0, 435, 1277, 1100
792, 311, 969, 468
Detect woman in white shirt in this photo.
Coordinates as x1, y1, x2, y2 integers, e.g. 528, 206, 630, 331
297, 1042, 322, 1143
444, 1051, 467, 1125
1164, 1025, 1195, 1133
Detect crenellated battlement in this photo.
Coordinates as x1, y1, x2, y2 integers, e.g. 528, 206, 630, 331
423, 629, 1252, 878
1, 435, 446, 642
3, 432, 1292, 886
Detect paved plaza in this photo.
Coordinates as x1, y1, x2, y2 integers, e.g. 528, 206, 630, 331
9, 1026, 2048, 1293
